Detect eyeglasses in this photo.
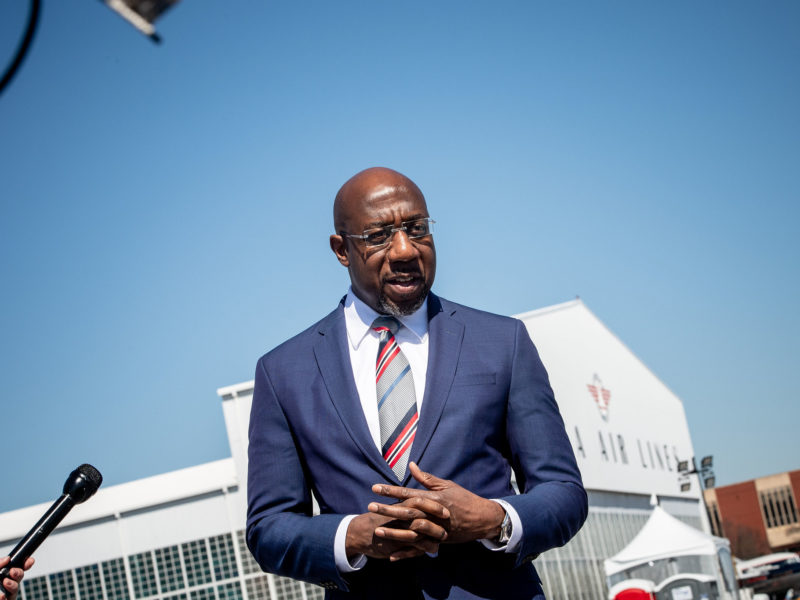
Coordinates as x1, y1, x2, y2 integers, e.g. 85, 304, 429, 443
341, 217, 435, 248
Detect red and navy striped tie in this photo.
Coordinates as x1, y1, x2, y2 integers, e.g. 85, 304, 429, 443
373, 316, 418, 480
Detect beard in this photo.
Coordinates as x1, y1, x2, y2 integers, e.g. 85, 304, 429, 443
377, 281, 430, 316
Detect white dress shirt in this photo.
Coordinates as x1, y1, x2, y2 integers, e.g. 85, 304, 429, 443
333, 290, 522, 572
343, 289, 429, 450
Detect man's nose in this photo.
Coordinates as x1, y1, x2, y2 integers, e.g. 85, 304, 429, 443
386, 229, 417, 260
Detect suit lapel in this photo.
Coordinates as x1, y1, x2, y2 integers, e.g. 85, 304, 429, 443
313, 305, 398, 481
407, 294, 464, 482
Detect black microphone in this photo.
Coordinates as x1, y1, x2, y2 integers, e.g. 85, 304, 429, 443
0, 464, 102, 595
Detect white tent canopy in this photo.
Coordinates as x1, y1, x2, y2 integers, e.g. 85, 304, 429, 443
604, 506, 738, 600
605, 506, 729, 576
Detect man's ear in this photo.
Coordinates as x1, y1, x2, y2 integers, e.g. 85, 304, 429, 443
330, 234, 350, 267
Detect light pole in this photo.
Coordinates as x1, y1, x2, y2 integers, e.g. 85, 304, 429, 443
678, 455, 716, 534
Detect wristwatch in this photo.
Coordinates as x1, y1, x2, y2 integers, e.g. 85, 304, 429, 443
495, 510, 512, 544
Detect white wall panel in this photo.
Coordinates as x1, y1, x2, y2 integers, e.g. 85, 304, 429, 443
119, 492, 232, 555
517, 300, 698, 499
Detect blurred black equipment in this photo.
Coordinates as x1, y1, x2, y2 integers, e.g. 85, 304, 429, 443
0, 0, 42, 98
0, 464, 102, 596
100, 0, 181, 43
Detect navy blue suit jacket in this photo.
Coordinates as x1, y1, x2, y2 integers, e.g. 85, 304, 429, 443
246, 294, 587, 599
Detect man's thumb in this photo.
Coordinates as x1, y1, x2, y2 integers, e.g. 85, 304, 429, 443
409, 462, 441, 489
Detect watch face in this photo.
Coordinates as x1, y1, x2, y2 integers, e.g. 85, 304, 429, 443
498, 512, 512, 543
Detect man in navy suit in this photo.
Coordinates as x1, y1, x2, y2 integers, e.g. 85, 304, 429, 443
247, 167, 587, 599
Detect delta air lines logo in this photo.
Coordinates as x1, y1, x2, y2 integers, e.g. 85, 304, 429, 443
587, 374, 611, 422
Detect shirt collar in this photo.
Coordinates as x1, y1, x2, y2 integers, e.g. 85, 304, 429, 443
344, 288, 429, 349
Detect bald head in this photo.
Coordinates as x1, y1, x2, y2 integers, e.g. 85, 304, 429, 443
333, 167, 426, 234
329, 167, 436, 315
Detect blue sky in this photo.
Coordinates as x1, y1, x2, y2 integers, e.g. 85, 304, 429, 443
1, 1, 797, 512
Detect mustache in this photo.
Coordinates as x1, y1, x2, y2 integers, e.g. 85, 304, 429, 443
383, 274, 421, 282
383, 269, 422, 282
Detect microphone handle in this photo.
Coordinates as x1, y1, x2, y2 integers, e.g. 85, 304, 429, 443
0, 494, 75, 592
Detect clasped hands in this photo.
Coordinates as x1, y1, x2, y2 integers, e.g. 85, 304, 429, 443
345, 462, 505, 562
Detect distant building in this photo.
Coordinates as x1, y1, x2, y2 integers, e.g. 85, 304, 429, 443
1, 299, 712, 600
705, 470, 800, 558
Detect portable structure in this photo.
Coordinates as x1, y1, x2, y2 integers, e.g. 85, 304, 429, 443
605, 506, 738, 600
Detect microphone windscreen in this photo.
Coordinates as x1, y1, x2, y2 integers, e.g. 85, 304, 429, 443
62, 464, 103, 502
77, 464, 103, 492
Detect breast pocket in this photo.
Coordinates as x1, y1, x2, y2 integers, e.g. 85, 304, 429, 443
453, 371, 496, 386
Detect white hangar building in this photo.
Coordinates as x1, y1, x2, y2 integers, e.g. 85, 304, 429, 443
0, 299, 709, 600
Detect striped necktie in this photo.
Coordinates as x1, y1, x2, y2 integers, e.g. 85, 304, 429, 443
373, 316, 418, 480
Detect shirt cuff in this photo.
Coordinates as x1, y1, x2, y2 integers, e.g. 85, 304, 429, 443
334, 515, 368, 572
479, 499, 523, 553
